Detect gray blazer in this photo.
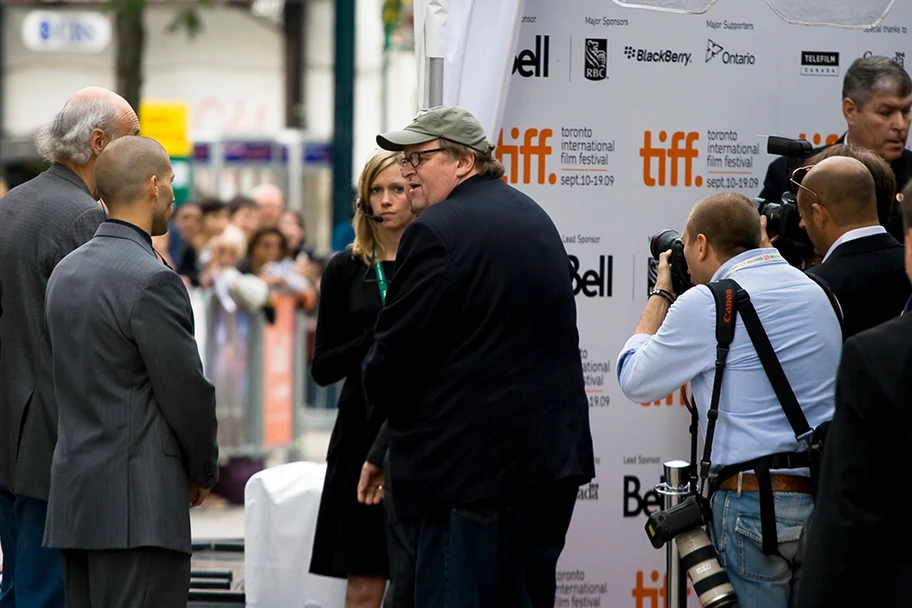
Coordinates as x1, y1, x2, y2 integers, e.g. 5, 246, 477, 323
0, 164, 105, 500
44, 222, 219, 554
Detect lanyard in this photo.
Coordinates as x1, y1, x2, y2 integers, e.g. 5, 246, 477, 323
373, 260, 389, 306
720, 251, 785, 280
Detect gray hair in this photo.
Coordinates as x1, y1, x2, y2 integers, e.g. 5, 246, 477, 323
34, 98, 119, 164
843, 55, 912, 109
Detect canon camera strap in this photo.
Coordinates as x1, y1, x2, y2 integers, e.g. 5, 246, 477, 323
698, 281, 740, 493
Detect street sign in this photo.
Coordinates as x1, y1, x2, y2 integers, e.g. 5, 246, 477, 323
21, 11, 111, 54
139, 102, 193, 158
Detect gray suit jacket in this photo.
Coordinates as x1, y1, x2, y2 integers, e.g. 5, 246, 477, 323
0, 164, 105, 500
44, 222, 219, 554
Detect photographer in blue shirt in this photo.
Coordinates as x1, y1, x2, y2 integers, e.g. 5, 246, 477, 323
617, 192, 842, 607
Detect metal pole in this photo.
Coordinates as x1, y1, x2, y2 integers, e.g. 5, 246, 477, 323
427, 57, 444, 107
332, 0, 356, 233
656, 460, 690, 608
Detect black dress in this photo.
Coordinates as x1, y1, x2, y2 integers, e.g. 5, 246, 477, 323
309, 249, 392, 578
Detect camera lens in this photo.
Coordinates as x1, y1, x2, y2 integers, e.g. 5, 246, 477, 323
675, 528, 738, 607
650, 229, 682, 259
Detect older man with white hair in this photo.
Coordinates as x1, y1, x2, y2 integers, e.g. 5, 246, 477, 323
0, 86, 138, 608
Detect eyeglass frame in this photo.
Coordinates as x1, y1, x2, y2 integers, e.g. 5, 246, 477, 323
789, 165, 821, 205
398, 147, 446, 168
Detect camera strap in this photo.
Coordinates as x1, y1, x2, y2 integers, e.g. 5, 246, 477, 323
698, 281, 742, 493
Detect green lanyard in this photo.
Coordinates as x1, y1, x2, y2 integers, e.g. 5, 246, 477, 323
373, 259, 389, 306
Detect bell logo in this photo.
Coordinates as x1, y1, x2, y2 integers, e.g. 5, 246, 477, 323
496, 127, 557, 185
513, 35, 550, 78
640, 130, 702, 187
632, 570, 692, 608
570, 254, 613, 298
797, 132, 840, 147
624, 475, 663, 517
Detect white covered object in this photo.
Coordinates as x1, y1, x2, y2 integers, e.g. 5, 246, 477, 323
245, 462, 346, 608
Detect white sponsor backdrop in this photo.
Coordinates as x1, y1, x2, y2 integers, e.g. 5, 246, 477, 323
494, 2, 912, 606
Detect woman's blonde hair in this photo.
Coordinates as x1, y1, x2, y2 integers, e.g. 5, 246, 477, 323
351, 150, 403, 265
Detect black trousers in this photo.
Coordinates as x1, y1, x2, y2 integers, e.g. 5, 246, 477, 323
62, 547, 191, 608
385, 478, 580, 608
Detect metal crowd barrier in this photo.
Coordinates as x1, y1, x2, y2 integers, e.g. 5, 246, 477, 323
187, 288, 341, 460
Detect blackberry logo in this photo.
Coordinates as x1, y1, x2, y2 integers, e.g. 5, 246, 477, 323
624, 45, 692, 66
585, 38, 608, 81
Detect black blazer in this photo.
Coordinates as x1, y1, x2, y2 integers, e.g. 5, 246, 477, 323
362, 175, 595, 521
796, 312, 912, 608
805, 232, 910, 338
759, 137, 912, 242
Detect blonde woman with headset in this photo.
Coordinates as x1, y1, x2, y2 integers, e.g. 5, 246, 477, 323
309, 150, 413, 608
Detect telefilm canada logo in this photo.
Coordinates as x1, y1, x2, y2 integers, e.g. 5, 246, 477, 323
624, 45, 692, 66
801, 51, 839, 76
584, 38, 608, 81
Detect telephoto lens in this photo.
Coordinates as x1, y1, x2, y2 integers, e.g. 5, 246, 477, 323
675, 527, 738, 608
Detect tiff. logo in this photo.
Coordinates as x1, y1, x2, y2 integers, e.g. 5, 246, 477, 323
640, 130, 702, 187
496, 127, 556, 185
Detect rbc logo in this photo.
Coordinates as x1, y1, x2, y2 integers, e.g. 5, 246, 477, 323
39, 20, 51, 41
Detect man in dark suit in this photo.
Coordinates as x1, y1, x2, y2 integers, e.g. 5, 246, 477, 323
0, 87, 138, 608
795, 170, 912, 608
361, 106, 595, 607
44, 136, 219, 607
798, 156, 910, 337
761, 55, 912, 241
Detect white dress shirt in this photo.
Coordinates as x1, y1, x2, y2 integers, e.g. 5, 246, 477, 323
822, 225, 887, 262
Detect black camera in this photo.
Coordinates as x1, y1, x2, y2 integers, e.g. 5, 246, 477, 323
645, 495, 737, 607
752, 136, 815, 262
649, 228, 693, 296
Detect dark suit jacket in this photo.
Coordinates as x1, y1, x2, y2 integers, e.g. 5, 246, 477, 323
362, 174, 595, 521
796, 312, 912, 607
806, 232, 910, 338
0, 164, 106, 500
44, 222, 219, 554
759, 136, 912, 242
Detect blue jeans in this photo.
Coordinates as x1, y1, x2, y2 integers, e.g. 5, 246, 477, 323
402, 479, 579, 608
0, 485, 65, 608
711, 488, 813, 608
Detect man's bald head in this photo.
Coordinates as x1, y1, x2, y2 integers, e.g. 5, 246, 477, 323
95, 136, 170, 209
802, 156, 878, 225
251, 183, 285, 226
685, 192, 761, 259
35, 86, 139, 166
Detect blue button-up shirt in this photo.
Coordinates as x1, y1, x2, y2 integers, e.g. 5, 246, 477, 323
617, 249, 841, 468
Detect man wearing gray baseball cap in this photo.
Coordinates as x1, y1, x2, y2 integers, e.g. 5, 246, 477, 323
362, 105, 595, 608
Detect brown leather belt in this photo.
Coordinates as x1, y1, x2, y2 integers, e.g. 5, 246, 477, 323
718, 472, 812, 494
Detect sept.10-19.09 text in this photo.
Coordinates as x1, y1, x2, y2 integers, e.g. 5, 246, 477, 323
561, 174, 616, 188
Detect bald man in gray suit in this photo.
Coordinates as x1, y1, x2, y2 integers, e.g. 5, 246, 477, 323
45, 136, 219, 608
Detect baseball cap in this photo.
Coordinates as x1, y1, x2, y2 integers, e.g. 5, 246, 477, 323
376, 106, 494, 155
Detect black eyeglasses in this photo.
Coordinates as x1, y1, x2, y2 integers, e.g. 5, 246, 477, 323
399, 148, 445, 168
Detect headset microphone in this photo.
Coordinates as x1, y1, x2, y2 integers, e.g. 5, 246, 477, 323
356, 198, 385, 222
